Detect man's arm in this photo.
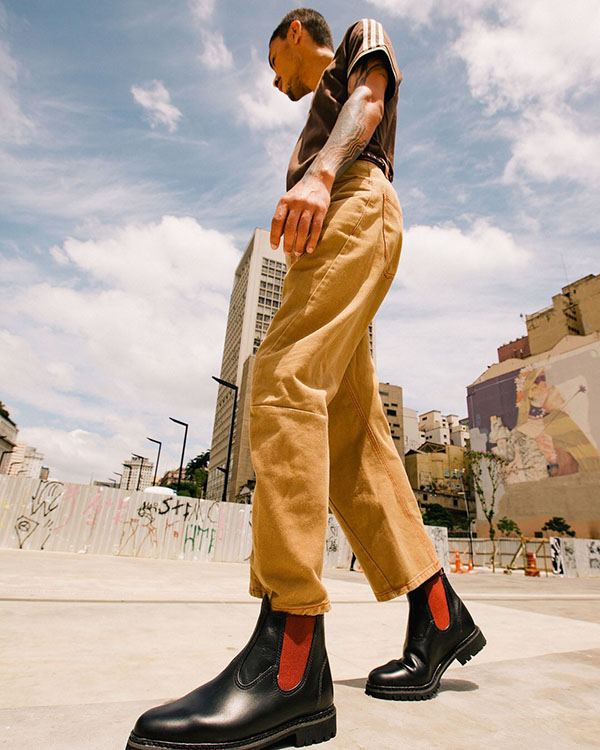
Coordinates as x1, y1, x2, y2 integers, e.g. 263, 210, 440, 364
270, 53, 390, 257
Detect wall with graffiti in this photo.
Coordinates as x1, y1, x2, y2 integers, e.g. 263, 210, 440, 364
0, 475, 450, 568
468, 341, 600, 483
550, 536, 600, 577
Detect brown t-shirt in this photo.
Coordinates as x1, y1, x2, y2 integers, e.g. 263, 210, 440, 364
286, 18, 401, 190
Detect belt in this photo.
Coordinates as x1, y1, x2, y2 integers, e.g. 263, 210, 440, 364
357, 150, 393, 181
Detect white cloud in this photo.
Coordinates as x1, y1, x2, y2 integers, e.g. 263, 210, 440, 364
2, 216, 241, 483
374, 218, 532, 415
503, 109, 600, 186
131, 80, 182, 132
189, 0, 214, 22
368, 0, 600, 186
199, 29, 233, 69
237, 64, 309, 131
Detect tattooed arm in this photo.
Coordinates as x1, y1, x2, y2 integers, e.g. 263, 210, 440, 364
270, 53, 390, 257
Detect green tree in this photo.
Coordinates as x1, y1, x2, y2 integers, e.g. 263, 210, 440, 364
185, 451, 210, 498
464, 449, 507, 572
167, 480, 199, 498
422, 503, 454, 530
497, 516, 522, 537
542, 516, 576, 537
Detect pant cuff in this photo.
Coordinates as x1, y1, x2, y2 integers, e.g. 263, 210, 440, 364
249, 585, 331, 615
373, 560, 443, 602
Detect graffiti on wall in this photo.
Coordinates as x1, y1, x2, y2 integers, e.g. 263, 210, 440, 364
15, 480, 65, 549
469, 348, 600, 483
0, 476, 451, 571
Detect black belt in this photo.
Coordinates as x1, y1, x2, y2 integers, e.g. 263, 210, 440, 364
357, 150, 393, 181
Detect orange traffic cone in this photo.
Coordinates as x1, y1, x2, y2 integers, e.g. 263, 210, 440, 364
525, 552, 540, 577
468, 556, 473, 572
454, 551, 462, 573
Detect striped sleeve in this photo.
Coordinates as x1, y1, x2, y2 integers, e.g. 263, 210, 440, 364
346, 19, 402, 98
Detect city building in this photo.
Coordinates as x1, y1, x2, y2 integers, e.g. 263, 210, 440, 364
402, 407, 424, 453
0, 403, 18, 473
418, 410, 470, 448
378, 382, 404, 462
467, 273, 600, 538
526, 273, 600, 356
121, 455, 154, 491
206, 227, 377, 502
6, 442, 44, 478
404, 441, 475, 526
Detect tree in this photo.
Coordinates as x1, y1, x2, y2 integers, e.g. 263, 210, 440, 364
185, 451, 210, 498
421, 503, 454, 530
497, 516, 522, 538
542, 516, 576, 537
464, 449, 507, 572
167, 480, 199, 498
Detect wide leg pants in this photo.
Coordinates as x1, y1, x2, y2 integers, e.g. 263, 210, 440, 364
249, 160, 441, 614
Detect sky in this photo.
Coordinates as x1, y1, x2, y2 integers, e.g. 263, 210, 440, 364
1, 0, 599, 484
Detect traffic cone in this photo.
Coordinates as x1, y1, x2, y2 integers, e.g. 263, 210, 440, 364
468, 556, 473, 572
454, 551, 462, 573
525, 552, 540, 577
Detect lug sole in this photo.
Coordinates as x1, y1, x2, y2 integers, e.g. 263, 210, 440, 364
365, 626, 486, 701
125, 705, 336, 750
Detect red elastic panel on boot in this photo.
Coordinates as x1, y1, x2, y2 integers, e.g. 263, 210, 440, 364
423, 572, 450, 630
277, 615, 316, 691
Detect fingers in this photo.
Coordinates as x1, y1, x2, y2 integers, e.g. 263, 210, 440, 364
294, 210, 313, 256
270, 200, 288, 250
306, 210, 324, 254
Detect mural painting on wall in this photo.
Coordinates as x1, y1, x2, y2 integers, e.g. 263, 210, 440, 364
471, 358, 600, 484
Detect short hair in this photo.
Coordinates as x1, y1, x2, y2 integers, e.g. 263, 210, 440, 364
270, 8, 333, 51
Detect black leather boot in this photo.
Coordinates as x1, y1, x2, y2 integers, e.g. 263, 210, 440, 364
126, 596, 336, 749
365, 570, 486, 700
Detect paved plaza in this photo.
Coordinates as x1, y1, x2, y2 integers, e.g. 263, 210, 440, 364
2, 548, 599, 749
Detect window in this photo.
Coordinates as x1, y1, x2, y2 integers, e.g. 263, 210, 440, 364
386, 409, 397, 416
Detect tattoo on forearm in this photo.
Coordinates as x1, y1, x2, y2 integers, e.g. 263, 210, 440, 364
302, 55, 388, 183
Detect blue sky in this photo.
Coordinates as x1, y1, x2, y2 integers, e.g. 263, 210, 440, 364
1, 0, 599, 483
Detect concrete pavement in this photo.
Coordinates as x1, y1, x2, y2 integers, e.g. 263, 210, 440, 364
2, 548, 599, 749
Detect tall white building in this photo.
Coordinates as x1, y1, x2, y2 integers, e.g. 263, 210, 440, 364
207, 228, 376, 502
121, 456, 154, 491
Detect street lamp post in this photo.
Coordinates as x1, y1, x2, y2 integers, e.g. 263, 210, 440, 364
147, 437, 162, 486
169, 418, 188, 494
212, 376, 238, 504
132, 453, 146, 492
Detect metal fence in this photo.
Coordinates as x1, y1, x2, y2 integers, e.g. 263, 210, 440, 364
0, 475, 450, 569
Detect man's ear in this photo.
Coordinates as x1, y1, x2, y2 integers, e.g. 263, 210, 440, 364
289, 19, 302, 44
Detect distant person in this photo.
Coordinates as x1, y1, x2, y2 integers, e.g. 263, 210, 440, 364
126, 9, 485, 749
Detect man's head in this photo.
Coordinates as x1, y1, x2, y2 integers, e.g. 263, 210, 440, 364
268, 8, 333, 100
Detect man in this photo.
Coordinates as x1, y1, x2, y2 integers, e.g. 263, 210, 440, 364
126, 9, 485, 750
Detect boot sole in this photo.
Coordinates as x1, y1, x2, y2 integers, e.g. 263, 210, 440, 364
365, 626, 486, 701
125, 705, 336, 750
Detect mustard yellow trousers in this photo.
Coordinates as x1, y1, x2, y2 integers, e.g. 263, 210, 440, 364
249, 160, 441, 615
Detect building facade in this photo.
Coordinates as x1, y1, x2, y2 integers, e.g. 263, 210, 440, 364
6, 443, 44, 478
467, 275, 600, 537
0, 407, 18, 473
121, 456, 154, 491
378, 382, 404, 463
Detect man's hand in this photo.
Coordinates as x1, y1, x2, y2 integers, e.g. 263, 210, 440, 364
270, 173, 333, 256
